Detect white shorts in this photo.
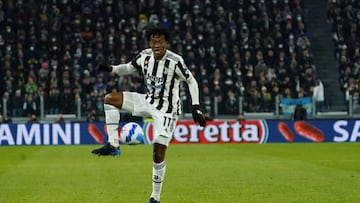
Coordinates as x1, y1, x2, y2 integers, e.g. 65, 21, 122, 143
122, 92, 178, 146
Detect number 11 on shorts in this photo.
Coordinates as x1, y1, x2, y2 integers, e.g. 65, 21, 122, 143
163, 116, 175, 133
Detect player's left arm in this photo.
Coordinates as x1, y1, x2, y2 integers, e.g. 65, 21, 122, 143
176, 60, 206, 127
186, 76, 206, 127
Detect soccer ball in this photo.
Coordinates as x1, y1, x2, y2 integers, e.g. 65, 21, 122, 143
120, 122, 145, 145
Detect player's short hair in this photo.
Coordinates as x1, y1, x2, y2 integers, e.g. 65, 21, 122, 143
146, 25, 170, 42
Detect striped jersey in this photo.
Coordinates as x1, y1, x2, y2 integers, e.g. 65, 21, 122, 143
130, 48, 193, 115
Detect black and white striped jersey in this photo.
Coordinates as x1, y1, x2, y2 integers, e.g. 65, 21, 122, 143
130, 48, 194, 115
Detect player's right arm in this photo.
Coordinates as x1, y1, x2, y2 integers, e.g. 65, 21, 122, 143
111, 63, 138, 75
98, 52, 144, 75
98, 62, 137, 75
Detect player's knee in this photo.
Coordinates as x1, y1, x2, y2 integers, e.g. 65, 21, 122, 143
104, 92, 123, 107
104, 94, 112, 104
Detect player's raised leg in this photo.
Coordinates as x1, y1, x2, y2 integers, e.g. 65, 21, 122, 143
91, 92, 123, 156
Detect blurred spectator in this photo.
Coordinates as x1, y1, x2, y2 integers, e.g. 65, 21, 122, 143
259, 86, 273, 112
2, 69, 15, 94
54, 114, 65, 123
312, 78, 325, 112
297, 33, 311, 49
11, 89, 24, 117
244, 89, 262, 113
93, 74, 107, 95
27, 114, 39, 123
23, 95, 38, 117
292, 104, 307, 120
95, 95, 104, 116
2, 91, 12, 116
59, 87, 75, 114
201, 84, 214, 120
47, 87, 60, 114
224, 90, 239, 115
87, 109, 99, 122
351, 91, 360, 114
24, 77, 38, 94
1, 114, 12, 123
237, 113, 245, 121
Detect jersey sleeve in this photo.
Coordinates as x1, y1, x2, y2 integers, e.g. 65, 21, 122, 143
175, 59, 192, 81
175, 59, 200, 105
130, 53, 142, 73
112, 53, 142, 75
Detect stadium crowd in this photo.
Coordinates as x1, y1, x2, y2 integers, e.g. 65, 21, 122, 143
0, 0, 320, 120
328, 0, 360, 110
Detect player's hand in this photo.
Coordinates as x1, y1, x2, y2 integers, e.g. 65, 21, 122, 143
98, 63, 113, 72
192, 105, 206, 127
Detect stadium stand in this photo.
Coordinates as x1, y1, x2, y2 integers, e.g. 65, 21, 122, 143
0, 0, 323, 121
327, 0, 360, 112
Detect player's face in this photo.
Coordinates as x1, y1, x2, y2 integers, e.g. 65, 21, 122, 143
149, 34, 168, 60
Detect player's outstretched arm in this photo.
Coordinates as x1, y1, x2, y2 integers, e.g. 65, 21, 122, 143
97, 62, 137, 75
98, 63, 113, 72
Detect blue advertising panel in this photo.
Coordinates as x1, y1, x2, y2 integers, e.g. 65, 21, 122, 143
1, 120, 359, 146
0, 122, 145, 146
0, 123, 104, 146
266, 119, 360, 143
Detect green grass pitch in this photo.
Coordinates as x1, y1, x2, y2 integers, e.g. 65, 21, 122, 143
0, 143, 359, 203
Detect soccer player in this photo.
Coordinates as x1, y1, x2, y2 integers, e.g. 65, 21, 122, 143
91, 26, 206, 203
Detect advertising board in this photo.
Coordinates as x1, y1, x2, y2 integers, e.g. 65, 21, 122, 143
1, 120, 359, 146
